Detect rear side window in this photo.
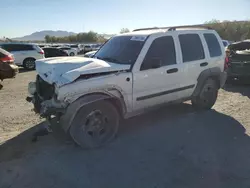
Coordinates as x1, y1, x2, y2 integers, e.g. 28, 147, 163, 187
141, 36, 176, 70
179, 34, 205, 62
204, 33, 222, 57
1, 44, 34, 52
22, 45, 34, 51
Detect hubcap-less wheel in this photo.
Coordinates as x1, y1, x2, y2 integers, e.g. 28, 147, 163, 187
192, 79, 218, 110
83, 110, 111, 144
200, 84, 216, 106
69, 101, 119, 149
24, 59, 35, 70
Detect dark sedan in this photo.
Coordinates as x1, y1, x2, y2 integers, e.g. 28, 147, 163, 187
226, 41, 250, 81
43, 47, 68, 58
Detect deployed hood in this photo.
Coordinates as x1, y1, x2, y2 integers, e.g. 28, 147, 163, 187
228, 40, 250, 51
35, 56, 130, 87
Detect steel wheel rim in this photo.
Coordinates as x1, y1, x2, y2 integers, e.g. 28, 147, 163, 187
82, 110, 111, 145
200, 84, 215, 104
26, 60, 35, 69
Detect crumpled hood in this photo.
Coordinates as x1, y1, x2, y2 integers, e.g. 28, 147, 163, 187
35, 56, 130, 87
228, 40, 250, 51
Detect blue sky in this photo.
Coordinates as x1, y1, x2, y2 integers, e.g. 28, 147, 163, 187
1, 0, 249, 37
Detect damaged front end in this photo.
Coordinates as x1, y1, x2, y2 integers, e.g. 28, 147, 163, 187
227, 41, 250, 79
26, 75, 67, 120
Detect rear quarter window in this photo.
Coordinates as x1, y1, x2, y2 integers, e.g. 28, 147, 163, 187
0, 44, 34, 51
179, 34, 205, 63
204, 33, 222, 57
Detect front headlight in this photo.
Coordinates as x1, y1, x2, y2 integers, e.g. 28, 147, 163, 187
28, 82, 36, 95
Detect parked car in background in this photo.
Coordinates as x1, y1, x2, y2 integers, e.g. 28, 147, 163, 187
58, 47, 77, 56
43, 47, 68, 58
0, 48, 18, 89
222, 40, 230, 47
83, 50, 97, 58
69, 44, 84, 54
0, 43, 44, 70
226, 40, 250, 81
91, 44, 102, 51
27, 26, 227, 149
84, 44, 92, 53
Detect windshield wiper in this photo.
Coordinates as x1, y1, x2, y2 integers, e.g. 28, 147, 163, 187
96, 56, 121, 64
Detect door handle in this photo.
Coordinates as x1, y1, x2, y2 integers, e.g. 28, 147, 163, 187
200, 62, 208, 67
166, 68, 178, 74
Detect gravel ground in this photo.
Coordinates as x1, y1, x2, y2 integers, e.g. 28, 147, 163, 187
0, 71, 249, 188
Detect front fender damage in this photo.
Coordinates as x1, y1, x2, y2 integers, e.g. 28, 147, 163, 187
59, 93, 112, 132
39, 97, 68, 118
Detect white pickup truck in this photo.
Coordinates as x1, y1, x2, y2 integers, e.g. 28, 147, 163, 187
27, 26, 227, 148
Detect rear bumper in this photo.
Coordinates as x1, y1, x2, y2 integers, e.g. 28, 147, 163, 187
0, 63, 19, 80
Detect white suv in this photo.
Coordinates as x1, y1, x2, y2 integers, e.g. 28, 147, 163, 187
27, 26, 227, 148
0, 43, 45, 70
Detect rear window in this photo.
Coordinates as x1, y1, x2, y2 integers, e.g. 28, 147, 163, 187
204, 33, 222, 57
0, 44, 34, 52
179, 34, 205, 62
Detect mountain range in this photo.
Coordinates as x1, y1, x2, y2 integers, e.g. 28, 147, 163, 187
12, 30, 77, 41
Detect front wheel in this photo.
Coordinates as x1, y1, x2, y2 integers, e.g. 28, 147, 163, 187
69, 52, 75, 56
69, 100, 119, 149
192, 78, 218, 110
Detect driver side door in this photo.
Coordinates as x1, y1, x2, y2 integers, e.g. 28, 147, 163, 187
132, 35, 183, 111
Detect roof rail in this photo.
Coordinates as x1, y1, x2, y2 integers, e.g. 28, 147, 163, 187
133, 27, 161, 32
133, 25, 212, 32
167, 25, 212, 31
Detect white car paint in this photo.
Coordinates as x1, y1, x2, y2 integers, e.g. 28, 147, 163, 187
0, 43, 44, 66
83, 50, 97, 58
32, 28, 225, 118
35, 56, 130, 86
58, 47, 77, 56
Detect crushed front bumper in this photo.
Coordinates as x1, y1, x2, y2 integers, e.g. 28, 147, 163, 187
26, 78, 67, 118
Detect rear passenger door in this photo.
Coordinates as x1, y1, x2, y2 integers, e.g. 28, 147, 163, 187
177, 33, 208, 98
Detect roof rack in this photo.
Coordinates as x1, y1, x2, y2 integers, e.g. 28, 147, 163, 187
133, 25, 212, 32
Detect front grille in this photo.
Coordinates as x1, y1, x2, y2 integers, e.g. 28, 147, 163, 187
36, 75, 54, 100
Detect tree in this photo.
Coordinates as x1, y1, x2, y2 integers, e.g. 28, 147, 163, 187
204, 20, 250, 41
45, 35, 50, 43
120, 28, 130, 34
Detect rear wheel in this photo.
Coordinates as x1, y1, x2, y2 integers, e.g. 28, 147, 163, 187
69, 100, 119, 149
23, 58, 36, 70
192, 78, 218, 110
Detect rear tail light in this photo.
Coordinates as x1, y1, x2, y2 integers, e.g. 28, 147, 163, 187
224, 57, 229, 71
1, 55, 14, 64
38, 50, 44, 55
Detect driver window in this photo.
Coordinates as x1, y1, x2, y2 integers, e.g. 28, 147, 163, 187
140, 36, 176, 71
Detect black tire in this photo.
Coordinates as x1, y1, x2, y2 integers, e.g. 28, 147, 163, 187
23, 58, 36, 70
69, 100, 119, 149
191, 78, 218, 110
69, 52, 75, 56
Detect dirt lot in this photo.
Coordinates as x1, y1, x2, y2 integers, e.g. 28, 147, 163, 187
0, 71, 250, 188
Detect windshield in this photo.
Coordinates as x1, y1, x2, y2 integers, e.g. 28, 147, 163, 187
94, 35, 146, 65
